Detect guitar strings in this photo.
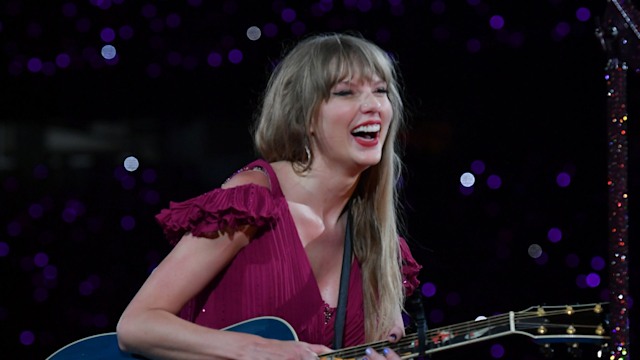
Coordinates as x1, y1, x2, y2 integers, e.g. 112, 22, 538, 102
319, 304, 606, 360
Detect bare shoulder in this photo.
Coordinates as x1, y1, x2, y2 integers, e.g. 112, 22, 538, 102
222, 166, 271, 190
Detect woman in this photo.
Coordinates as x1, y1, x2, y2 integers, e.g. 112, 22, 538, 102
116, 32, 422, 360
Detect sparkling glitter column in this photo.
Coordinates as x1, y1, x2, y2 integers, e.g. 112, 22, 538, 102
605, 58, 631, 360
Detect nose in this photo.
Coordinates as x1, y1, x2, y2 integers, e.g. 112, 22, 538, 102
360, 93, 381, 111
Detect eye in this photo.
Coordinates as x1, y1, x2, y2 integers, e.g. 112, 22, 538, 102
332, 90, 353, 96
375, 87, 388, 94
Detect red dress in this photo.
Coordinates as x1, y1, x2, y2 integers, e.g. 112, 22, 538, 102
155, 159, 422, 348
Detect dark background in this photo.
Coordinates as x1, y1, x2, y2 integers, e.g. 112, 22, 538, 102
1, 0, 637, 359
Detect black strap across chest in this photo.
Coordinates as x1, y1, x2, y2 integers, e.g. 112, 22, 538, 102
333, 211, 352, 349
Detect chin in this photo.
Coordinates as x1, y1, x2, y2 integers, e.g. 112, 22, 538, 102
355, 155, 382, 168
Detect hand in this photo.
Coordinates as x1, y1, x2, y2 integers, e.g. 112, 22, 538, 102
362, 347, 402, 360
247, 339, 332, 360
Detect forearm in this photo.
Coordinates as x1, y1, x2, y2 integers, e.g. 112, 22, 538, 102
116, 309, 258, 360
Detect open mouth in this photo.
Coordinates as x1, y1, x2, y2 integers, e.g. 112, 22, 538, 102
351, 123, 381, 140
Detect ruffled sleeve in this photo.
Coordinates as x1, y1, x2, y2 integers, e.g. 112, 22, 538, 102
399, 237, 422, 296
155, 184, 278, 245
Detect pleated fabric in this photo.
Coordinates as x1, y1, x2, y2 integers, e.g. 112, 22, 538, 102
155, 159, 421, 348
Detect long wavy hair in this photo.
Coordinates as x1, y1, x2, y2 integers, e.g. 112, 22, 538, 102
253, 32, 407, 342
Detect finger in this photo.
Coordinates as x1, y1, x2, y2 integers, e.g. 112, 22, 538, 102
306, 349, 320, 360
364, 347, 401, 360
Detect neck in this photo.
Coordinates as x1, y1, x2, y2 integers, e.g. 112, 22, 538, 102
276, 160, 361, 224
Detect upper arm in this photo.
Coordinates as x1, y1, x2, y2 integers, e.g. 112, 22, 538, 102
124, 165, 272, 315
123, 230, 253, 315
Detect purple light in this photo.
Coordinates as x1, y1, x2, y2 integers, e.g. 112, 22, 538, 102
121, 174, 136, 190
121, 215, 136, 231
141, 4, 157, 18
586, 273, 601, 287
281, 8, 297, 23
490, 343, 505, 358
445, 292, 461, 306
0, 242, 9, 257
310, 3, 326, 16
55, 53, 71, 68
576, 7, 591, 22
486, 174, 502, 189
34, 287, 49, 302
547, 227, 562, 243
27, 58, 43, 73
471, 160, 485, 174
552, 21, 571, 41
20, 330, 35, 346
91, 0, 112, 10
100, 27, 116, 42
263, 23, 278, 37
43, 265, 58, 280
62, 208, 78, 223
7, 221, 21, 237
489, 15, 505, 30
344, 0, 358, 8
146, 63, 162, 78
575, 274, 587, 288
67, 199, 86, 215
119, 25, 134, 40
421, 282, 437, 297
228, 49, 243, 64
431, 0, 445, 15
565, 253, 580, 268
207, 52, 223, 67
466, 38, 481, 53
320, 0, 334, 10
358, 0, 373, 12
291, 21, 306, 36
390, 3, 404, 16
166, 13, 181, 28
34, 252, 49, 267
28, 204, 44, 219
79, 280, 94, 296
534, 251, 549, 265
459, 184, 474, 196
556, 171, 571, 187
591, 255, 605, 271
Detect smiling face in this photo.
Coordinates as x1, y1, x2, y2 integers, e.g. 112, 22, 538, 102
254, 33, 404, 174
311, 74, 393, 172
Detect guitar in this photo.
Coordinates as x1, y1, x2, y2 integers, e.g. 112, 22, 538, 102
47, 302, 610, 360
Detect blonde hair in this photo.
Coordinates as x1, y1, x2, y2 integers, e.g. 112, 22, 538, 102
253, 33, 406, 342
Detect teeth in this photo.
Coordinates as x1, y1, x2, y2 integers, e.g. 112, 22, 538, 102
352, 124, 380, 133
